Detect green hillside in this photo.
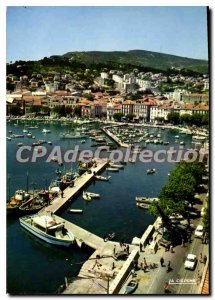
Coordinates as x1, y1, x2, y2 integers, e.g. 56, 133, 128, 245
63, 50, 208, 73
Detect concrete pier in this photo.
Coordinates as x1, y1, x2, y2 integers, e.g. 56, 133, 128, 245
39, 158, 108, 215
101, 126, 130, 148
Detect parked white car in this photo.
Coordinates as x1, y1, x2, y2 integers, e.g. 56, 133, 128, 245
194, 225, 204, 238
184, 254, 197, 270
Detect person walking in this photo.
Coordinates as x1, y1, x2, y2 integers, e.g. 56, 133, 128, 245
143, 257, 148, 267
61, 190, 64, 198
163, 281, 169, 294
113, 245, 116, 255
167, 261, 171, 273
203, 255, 207, 264
160, 257, 164, 267
199, 253, 203, 263
139, 243, 143, 252
170, 244, 174, 253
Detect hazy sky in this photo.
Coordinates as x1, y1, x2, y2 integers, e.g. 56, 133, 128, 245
7, 6, 208, 62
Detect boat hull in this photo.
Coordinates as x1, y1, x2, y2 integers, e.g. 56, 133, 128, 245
20, 219, 73, 247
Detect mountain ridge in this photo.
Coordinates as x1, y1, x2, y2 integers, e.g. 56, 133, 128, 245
62, 49, 208, 73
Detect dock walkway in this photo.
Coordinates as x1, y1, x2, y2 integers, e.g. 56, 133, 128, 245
39, 159, 108, 215
101, 127, 130, 148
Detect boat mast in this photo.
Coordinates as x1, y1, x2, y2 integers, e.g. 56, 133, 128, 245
26, 171, 29, 193
7, 174, 11, 202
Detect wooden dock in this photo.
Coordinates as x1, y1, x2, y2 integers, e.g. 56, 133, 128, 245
39, 158, 108, 215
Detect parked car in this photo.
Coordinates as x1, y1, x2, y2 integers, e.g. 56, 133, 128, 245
184, 254, 197, 270
194, 225, 204, 238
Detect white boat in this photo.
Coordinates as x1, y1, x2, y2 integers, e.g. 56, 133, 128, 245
124, 280, 138, 294
60, 133, 87, 139
19, 214, 75, 247
95, 175, 111, 181
42, 129, 51, 134
147, 168, 156, 174
128, 158, 135, 163
81, 140, 86, 143
83, 192, 92, 201
106, 167, 119, 172
17, 143, 24, 147
47, 141, 52, 145
23, 129, 28, 133
68, 209, 83, 214
84, 192, 100, 199
6, 137, 12, 141
26, 133, 32, 137
109, 163, 124, 169
175, 135, 179, 139
136, 202, 149, 209
180, 141, 185, 145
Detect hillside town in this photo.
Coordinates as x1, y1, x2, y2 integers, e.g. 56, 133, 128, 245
6, 69, 209, 124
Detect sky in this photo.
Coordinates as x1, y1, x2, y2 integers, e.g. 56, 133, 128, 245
6, 6, 208, 62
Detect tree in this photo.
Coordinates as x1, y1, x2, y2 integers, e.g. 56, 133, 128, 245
113, 112, 123, 122
9, 104, 23, 116
180, 114, 192, 125
29, 105, 41, 113
167, 112, 180, 125
150, 161, 206, 221
74, 106, 82, 117
126, 113, 136, 121
202, 202, 209, 235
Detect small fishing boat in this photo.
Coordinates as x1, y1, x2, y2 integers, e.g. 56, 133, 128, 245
120, 160, 127, 165
147, 168, 156, 174
42, 129, 51, 134
163, 141, 170, 145
106, 167, 119, 172
6, 137, 12, 141
19, 214, 75, 247
26, 133, 32, 137
7, 190, 31, 215
60, 133, 87, 139
47, 141, 52, 145
136, 202, 149, 209
23, 129, 28, 133
95, 175, 111, 181
84, 192, 100, 199
175, 135, 179, 139
109, 162, 124, 169
81, 140, 86, 144
17, 143, 24, 147
19, 190, 50, 214
128, 158, 135, 163
83, 192, 92, 201
124, 280, 138, 294
180, 141, 185, 145
68, 209, 83, 214
28, 126, 38, 129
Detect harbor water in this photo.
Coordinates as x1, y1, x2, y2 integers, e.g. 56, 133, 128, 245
7, 120, 193, 294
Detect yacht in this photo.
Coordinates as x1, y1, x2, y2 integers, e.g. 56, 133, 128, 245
19, 214, 75, 247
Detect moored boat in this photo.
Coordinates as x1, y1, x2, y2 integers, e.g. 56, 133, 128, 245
83, 192, 92, 201
84, 191, 100, 199
124, 280, 138, 294
68, 209, 83, 214
7, 190, 31, 215
147, 168, 156, 174
106, 167, 119, 172
19, 214, 75, 247
42, 129, 51, 134
94, 175, 111, 181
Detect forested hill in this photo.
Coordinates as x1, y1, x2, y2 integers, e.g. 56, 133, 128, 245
62, 50, 208, 73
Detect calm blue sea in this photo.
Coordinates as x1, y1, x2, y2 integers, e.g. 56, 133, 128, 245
6, 120, 192, 294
